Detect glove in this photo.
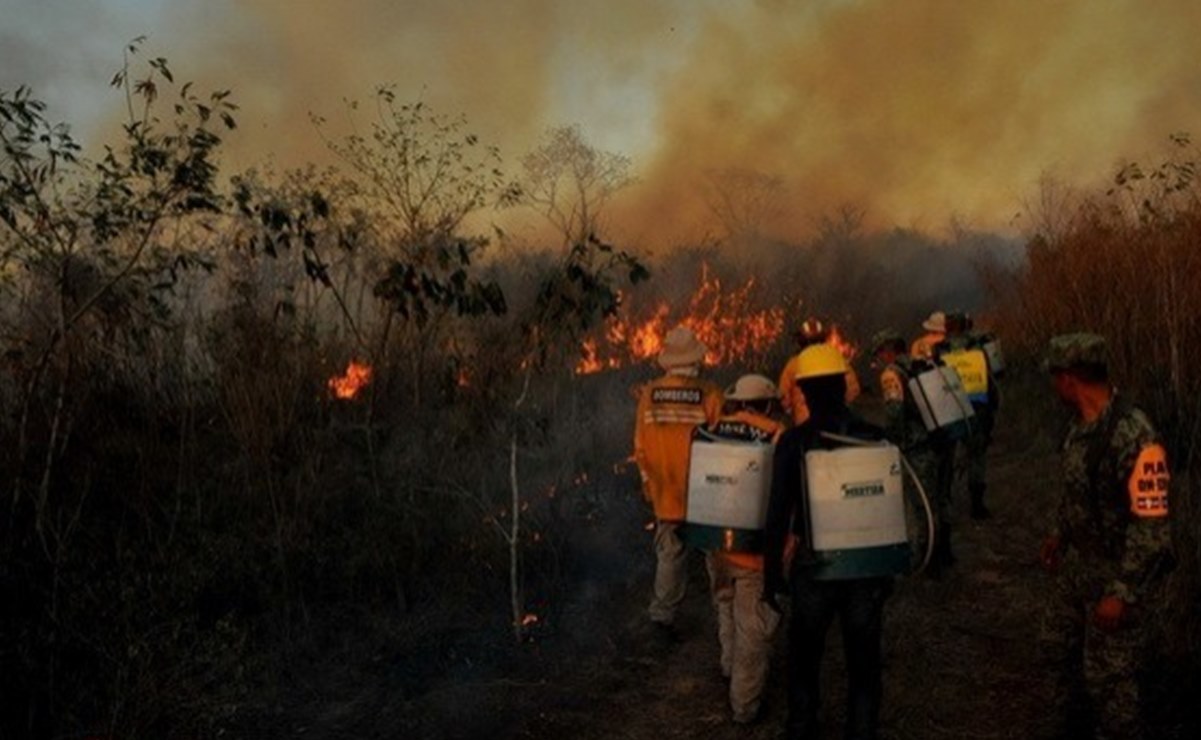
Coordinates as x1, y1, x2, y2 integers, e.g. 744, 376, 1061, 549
1039, 535, 1062, 573
1093, 596, 1126, 632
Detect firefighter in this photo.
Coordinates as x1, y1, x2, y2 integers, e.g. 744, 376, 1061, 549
934, 312, 999, 520
910, 310, 946, 360
763, 344, 893, 740
701, 374, 785, 724
633, 325, 723, 635
871, 329, 953, 575
1039, 333, 1173, 740
778, 317, 861, 425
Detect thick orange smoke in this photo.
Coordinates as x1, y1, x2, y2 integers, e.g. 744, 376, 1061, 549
128, 0, 1201, 243
619, 0, 1201, 241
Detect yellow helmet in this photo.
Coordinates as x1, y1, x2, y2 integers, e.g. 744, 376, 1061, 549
794, 344, 848, 380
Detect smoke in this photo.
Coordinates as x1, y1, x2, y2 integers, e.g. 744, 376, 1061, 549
152, 0, 684, 179
619, 0, 1201, 242
12, 0, 1199, 244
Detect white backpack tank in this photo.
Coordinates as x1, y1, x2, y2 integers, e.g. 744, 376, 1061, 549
907, 365, 975, 440
683, 436, 774, 551
804, 443, 910, 579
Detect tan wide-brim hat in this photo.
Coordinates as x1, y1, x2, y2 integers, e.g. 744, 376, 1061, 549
658, 326, 707, 369
726, 374, 778, 401
922, 311, 947, 333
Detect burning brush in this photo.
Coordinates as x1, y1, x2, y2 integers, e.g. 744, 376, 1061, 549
328, 360, 373, 399
575, 263, 787, 374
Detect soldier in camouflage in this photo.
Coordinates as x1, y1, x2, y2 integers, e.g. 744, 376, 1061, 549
934, 312, 1000, 520
871, 329, 951, 575
1039, 333, 1173, 740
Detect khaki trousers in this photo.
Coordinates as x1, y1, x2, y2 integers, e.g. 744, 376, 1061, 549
707, 554, 782, 721
648, 521, 688, 624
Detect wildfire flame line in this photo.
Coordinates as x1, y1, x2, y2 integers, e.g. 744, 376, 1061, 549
575, 263, 787, 374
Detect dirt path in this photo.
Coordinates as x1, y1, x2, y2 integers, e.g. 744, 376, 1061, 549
371, 407, 1064, 740
239, 405, 1067, 739
509, 414, 1061, 740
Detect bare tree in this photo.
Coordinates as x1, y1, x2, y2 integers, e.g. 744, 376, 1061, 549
813, 202, 867, 246
702, 166, 785, 243
518, 125, 632, 245
1018, 173, 1079, 247
317, 87, 507, 247
313, 89, 508, 406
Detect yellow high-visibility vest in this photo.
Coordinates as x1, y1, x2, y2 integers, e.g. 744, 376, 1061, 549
942, 349, 989, 403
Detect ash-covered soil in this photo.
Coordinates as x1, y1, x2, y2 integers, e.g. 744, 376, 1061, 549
230, 401, 1188, 739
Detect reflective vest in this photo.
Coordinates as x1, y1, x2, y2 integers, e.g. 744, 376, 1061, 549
940, 347, 990, 404
633, 374, 724, 520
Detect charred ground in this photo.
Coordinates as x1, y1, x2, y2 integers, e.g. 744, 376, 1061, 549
223, 372, 1197, 740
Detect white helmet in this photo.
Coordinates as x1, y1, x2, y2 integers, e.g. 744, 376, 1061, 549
725, 374, 778, 402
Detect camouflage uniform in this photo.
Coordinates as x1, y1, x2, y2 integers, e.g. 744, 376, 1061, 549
876, 348, 945, 569
1041, 334, 1173, 740
936, 331, 999, 519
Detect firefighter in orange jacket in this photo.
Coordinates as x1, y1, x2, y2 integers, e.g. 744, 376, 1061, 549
702, 374, 785, 724
778, 318, 860, 425
633, 326, 723, 631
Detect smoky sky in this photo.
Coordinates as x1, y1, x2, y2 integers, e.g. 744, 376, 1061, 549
4, 0, 1201, 244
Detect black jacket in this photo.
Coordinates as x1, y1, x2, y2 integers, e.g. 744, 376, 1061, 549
763, 409, 885, 592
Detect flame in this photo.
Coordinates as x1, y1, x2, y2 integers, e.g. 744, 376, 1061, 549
328, 361, 373, 399
827, 326, 859, 360
575, 264, 786, 373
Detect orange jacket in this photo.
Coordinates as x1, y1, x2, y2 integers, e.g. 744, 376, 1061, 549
709, 409, 783, 571
633, 373, 723, 521
910, 332, 945, 361
778, 355, 861, 425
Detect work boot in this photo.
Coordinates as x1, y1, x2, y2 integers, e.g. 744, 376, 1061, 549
969, 485, 991, 520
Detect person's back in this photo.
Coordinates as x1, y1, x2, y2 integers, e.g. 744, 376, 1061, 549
635, 372, 723, 521
632, 326, 723, 632
873, 330, 950, 574
934, 314, 997, 519
697, 375, 785, 724
763, 345, 898, 740
778, 317, 861, 425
